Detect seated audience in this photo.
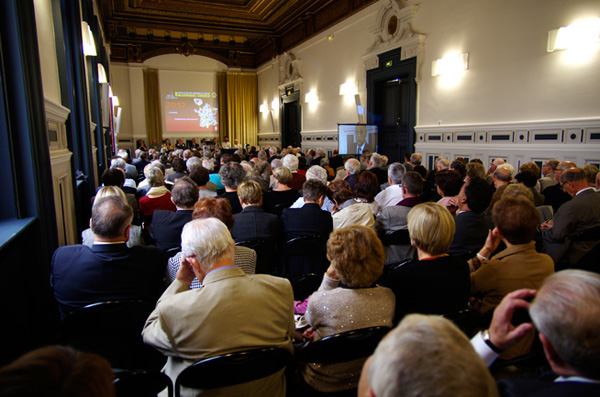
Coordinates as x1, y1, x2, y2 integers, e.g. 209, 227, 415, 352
230, 180, 278, 245
466, 161, 486, 183
280, 180, 333, 241
487, 164, 514, 211
582, 163, 599, 188
283, 153, 305, 190
367, 153, 388, 187
262, 166, 300, 215
514, 170, 545, 206
110, 157, 137, 190
449, 177, 494, 258
167, 197, 256, 289
381, 202, 470, 323
142, 218, 294, 396
166, 157, 187, 184
0, 346, 115, 397
138, 167, 176, 228
469, 197, 554, 359
81, 186, 144, 248
51, 196, 165, 319
374, 162, 405, 211
189, 165, 217, 198
289, 166, 335, 212
150, 177, 198, 251
353, 170, 379, 215
542, 168, 600, 268
99, 167, 139, 220
328, 179, 374, 229
359, 315, 498, 397
375, 171, 423, 234
435, 169, 464, 211
216, 161, 247, 214
301, 226, 395, 392
343, 158, 361, 190
542, 161, 574, 213
537, 159, 559, 193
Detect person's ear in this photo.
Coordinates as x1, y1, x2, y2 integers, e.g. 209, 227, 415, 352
171, 197, 176, 205
123, 224, 131, 241
89, 218, 93, 229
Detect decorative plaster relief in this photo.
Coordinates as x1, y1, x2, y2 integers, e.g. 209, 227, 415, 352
363, 0, 424, 74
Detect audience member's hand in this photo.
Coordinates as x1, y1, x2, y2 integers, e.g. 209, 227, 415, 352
446, 197, 459, 215
541, 220, 554, 230
176, 256, 196, 286
325, 264, 339, 280
489, 289, 536, 350
302, 327, 316, 342
479, 228, 502, 259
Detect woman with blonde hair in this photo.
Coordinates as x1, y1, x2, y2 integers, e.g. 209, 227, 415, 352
380, 202, 470, 323
300, 225, 395, 393
262, 166, 300, 215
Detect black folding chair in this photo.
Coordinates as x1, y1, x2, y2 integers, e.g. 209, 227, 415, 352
174, 347, 291, 397
61, 300, 166, 370
281, 235, 329, 277
113, 369, 173, 397
236, 240, 277, 274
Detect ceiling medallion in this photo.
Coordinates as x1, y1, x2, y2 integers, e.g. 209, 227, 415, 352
176, 41, 196, 57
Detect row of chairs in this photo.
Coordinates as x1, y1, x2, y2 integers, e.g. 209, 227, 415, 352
60, 299, 389, 396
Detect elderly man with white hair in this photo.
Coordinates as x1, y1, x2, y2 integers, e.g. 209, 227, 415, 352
374, 162, 405, 212
143, 218, 294, 396
283, 153, 305, 190
289, 166, 335, 212
344, 158, 362, 191
359, 314, 498, 397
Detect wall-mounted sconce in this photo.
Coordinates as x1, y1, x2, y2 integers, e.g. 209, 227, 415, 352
547, 18, 600, 52
111, 96, 119, 107
431, 53, 469, 77
81, 21, 97, 56
260, 103, 269, 113
339, 80, 358, 96
271, 99, 279, 112
97, 64, 107, 83
328, 34, 334, 41
305, 90, 319, 104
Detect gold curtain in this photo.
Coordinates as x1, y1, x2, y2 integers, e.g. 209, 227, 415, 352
217, 72, 258, 147
143, 68, 162, 146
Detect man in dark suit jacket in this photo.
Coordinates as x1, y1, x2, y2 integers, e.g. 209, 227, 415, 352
150, 177, 198, 251
280, 180, 333, 241
230, 180, 278, 243
542, 168, 600, 267
449, 177, 494, 257
50, 196, 165, 319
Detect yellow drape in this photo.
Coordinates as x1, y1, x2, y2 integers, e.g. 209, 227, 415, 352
143, 68, 162, 146
217, 72, 258, 147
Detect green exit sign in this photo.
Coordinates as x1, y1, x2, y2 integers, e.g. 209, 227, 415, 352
385, 60, 393, 67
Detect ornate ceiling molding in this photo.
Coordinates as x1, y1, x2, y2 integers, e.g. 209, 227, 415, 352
98, 0, 379, 68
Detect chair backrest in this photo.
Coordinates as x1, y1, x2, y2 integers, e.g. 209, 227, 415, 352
113, 369, 173, 397
380, 229, 411, 246
236, 240, 276, 274
174, 347, 290, 397
286, 273, 323, 301
442, 309, 481, 337
296, 326, 390, 365
281, 235, 329, 276
61, 300, 165, 370
164, 246, 181, 258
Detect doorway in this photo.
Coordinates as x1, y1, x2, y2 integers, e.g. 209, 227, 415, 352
281, 91, 301, 148
367, 48, 417, 163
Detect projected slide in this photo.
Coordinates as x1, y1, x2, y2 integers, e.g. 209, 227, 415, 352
164, 91, 218, 132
